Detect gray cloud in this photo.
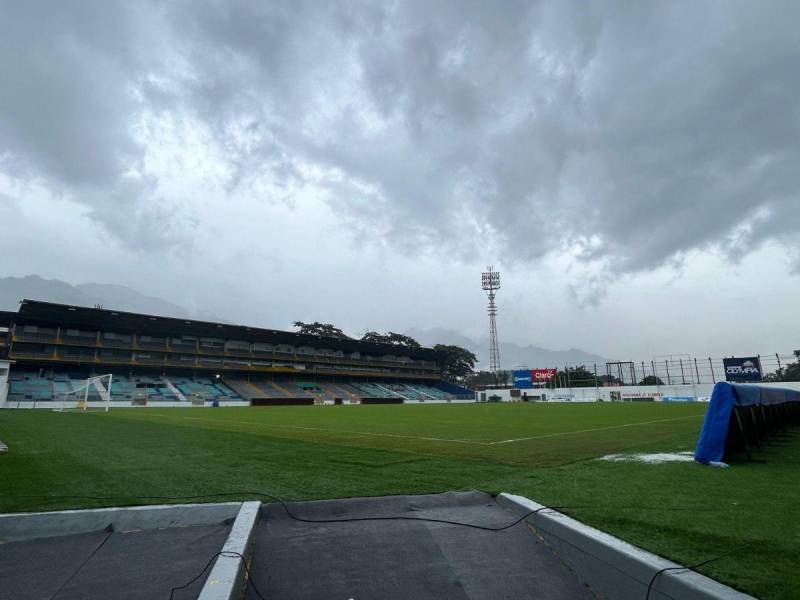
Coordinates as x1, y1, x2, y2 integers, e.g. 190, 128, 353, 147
2, 0, 799, 283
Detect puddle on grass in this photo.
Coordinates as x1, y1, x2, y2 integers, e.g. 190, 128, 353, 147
598, 451, 695, 464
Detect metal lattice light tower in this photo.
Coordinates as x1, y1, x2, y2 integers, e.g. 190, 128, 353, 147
481, 266, 501, 373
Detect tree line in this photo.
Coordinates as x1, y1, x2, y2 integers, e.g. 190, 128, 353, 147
292, 321, 477, 383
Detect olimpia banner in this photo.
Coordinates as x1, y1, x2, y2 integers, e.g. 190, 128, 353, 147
723, 356, 762, 382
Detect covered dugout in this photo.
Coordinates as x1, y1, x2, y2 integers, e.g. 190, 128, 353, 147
695, 382, 800, 464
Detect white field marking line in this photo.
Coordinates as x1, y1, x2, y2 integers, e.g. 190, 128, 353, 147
113, 411, 702, 447
487, 414, 703, 445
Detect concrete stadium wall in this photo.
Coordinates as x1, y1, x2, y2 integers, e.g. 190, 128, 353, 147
3, 397, 478, 409
0, 360, 10, 408
0, 501, 260, 600
4, 400, 251, 410
479, 381, 800, 403
318, 398, 475, 406
498, 493, 755, 600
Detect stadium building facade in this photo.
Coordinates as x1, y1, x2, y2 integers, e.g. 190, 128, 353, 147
0, 300, 472, 408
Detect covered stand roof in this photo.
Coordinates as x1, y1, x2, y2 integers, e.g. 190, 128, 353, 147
0, 311, 15, 327
13, 300, 441, 361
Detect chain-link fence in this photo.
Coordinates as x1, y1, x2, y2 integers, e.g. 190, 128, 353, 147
529, 352, 800, 389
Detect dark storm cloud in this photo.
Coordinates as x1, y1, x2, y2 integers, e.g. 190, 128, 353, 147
2, 1, 799, 278
0, 1, 166, 244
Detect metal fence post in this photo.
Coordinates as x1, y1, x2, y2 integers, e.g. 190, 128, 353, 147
709, 357, 716, 382
665, 360, 671, 385
694, 358, 701, 384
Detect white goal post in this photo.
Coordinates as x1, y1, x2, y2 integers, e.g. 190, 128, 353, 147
53, 374, 113, 412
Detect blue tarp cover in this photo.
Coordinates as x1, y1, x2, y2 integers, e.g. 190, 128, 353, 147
694, 382, 800, 464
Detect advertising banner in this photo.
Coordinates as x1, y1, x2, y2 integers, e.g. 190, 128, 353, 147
512, 369, 533, 389
532, 368, 557, 382
723, 357, 763, 382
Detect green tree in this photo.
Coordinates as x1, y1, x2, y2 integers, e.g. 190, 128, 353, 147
465, 369, 511, 387
360, 331, 421, 349
433, 344, 478, 382
292, 321, 351, 339
555, 366, 597, 388
597, 373, 622, 386
763, 360, 800, 382
638, 375, 665, 385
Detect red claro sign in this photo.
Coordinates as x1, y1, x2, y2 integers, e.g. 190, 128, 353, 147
532, 368, 557, 381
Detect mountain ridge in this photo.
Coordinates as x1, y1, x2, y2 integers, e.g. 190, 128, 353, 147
0, 275, 192, 319
405, 327, 609, 369
0, 275, 609, 367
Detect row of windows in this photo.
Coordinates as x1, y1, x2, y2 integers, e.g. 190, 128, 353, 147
8, 343, 434, 375
14, 326, 429, 366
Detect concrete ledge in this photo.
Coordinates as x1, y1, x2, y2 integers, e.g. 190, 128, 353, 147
198, 501, 261, 600
497, 493, 755, 600
0, 502, 242, 542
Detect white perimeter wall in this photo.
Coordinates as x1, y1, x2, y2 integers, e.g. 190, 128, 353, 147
478, 381, 800, 403
0, 360, 10, 408
8, 400, 252, 410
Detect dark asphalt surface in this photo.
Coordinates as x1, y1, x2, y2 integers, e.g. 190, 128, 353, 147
246, 491, 596, 600
0, 523, 230, 600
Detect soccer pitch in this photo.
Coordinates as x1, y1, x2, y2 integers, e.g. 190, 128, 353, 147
1, 402, 798, 599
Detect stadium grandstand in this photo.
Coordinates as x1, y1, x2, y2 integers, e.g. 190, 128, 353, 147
0, 300, 472, 408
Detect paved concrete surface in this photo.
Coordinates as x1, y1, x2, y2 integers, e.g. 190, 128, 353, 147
246, 490, 596, 600
0, 502, 242, 543
0, 523, 230, 600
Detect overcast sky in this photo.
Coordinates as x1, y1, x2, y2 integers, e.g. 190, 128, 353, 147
1, 1, 799, 360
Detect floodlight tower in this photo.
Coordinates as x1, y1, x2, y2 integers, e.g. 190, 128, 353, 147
481, 266, 501, 373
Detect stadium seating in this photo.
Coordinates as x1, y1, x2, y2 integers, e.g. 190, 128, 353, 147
384, 383, 417, 400
7, 371, 57, 404
169, 376, 241, 402
435, 381, 474, 398
350, 382, 400, 399
382, 383, 441, 401
406, 384, 447, 400
5, 370, 242, 405
320, 382, 362, 403
6, 368, 470, 406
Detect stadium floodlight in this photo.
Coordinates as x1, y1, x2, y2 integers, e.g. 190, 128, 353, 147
481, 266, 501, 373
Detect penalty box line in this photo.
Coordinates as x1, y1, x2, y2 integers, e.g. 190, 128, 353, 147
487, 414, 704, 445
119, 412, 702, 446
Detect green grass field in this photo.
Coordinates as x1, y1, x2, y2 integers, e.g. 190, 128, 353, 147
1, 402, 798, 599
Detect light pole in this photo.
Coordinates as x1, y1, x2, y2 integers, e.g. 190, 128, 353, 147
481, 266, 501, 373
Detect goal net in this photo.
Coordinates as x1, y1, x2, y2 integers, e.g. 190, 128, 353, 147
53, 374, 113, 412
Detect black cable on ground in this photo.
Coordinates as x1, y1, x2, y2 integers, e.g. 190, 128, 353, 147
1, 491, 750, 600
168, 550, 266, 600
1, 491, 565, 531
644, 544, 749, 600
49, 525, 114, 600
4, 489, 721, 514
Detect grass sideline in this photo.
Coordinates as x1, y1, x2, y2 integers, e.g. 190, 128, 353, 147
1, 402, 797, 599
